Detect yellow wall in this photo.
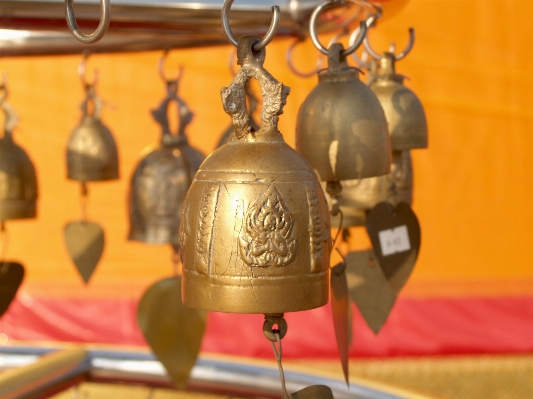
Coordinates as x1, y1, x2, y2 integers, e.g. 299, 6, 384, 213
1, 0, 532, 300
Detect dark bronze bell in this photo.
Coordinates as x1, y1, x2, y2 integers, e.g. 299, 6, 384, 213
0, 90, 38, 221
66, 84, 119, 182
327, 150, 412, 227
295, 42, 391, 182
364, 26, 428, 150
128, 80, 205, 246
180, 36, 331, 314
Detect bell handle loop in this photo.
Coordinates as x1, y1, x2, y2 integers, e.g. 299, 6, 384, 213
310, 0, 367, 56
158, 50, 184, 88
286, 37, 324, 78
363, 14, 415, 61
65, 0, 110, 44
348, 22, 372, 68
78, 52, 99, 89
222, 0, 280, 51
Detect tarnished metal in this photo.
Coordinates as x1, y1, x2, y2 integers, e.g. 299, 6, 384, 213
180, 35, 331, 314
128, 78, 205, 246
328, 150, 412, 227
66, 80, 119, 182
295, 42, 391, 183
0, 85, 38, 221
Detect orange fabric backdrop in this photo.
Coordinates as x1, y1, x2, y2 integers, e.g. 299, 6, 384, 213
1, 0, 533, 303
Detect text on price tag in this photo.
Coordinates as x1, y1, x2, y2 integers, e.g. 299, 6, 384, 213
378, 225, 411, 256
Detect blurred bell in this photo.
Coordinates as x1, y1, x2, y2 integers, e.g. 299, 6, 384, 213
66, 83, 119, 182
327, 150, 412, 227
0, 92, 38, 221
128, 79, 205, 246
295, 43, 391, 182
181, 36, 331, 314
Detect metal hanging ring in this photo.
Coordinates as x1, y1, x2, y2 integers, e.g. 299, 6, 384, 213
363, 14, 415, 61
159, 50, 184, 85
221, 0, 280, 51
310, 0, 367, 56
286, 37, 324, 78
263, 314, 288, 342
78, 53, 99, 88
65, 0, 110, 44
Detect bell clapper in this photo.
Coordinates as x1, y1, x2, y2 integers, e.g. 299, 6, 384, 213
263, 313, 290, 399
79, 182, 89, 223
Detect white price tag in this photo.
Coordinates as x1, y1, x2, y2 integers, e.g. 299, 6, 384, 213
378, 225, 411, 256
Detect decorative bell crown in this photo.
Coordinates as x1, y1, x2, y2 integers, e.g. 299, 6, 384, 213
0, 83, 38, 221
128, 72, 205, 247
66, 61, 119, 182
180, 35, 331, 314
364, 20, 428, 150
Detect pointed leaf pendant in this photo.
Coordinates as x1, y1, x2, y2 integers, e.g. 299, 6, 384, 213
291, 385, 334, 399
330, 262, 350, 385
366, 202, 421, 293
0, 262, 24, 317
345, 250, 396, 334
64, 221, 105, 284
137, 276, 207, 389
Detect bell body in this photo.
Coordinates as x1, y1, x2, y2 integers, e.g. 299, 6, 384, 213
295, 45, 391, 182
67, 116, 119, 182
328, 150, 412, 227
181, 134, 331, 313
0, 134, 38, 221
128, 142, 204, 246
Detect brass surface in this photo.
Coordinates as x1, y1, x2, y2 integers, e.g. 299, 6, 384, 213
330, 262, 350, 385
129, 82, 205, 246
66, 86, 119, 182
0, 262, 24, 317
137, 277, 207, 389
0, 98, 38, 221
64, 221, 105, 284
181, 36, 331, 314
369, 53, 428, 150
328, 150, 412, 227
295, 43, 391, 182
290, 385, 334, 399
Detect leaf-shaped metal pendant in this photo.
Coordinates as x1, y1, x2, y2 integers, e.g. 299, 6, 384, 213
291, 385, 334, 399
0, 262, 24, 317
345, 250, 397, 334
330, 262, 350, 385
137, 276, 207, 389
366, 202, 421, 293
64, 221, 105, 284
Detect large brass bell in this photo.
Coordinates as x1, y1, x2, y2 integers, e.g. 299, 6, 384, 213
327, 150, 412, 227
0, 82, 38, 221
364, 19, 428, 150
129, 66, 205, 246
181, 35, 331, 314
295, 4, 391, 183
66, 58, 119, 182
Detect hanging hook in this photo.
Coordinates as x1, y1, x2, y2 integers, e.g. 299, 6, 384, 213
309, 0, 367, 56
159, 50, 184, 88
78, 52, 99, 89
221, 0, 280, 51
285, 37, 324, 78
363, 14, 415, 61
65, 0, 110, 44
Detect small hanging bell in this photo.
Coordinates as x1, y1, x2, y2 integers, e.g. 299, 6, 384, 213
180, 35, 331, 314
66, 65, 119, 182
365, 25, 428, 150
128, 77, 205, 246
327, 150, 412, 227
295, 35, 391, 182
0, 85, 38, 221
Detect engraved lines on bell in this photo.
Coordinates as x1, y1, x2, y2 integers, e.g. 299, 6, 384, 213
195, 182, 220, 276
239, 186, 297, 268
306, 185, 330, 273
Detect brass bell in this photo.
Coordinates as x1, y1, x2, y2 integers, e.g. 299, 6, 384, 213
0, 84, 38, 221
180, 35, 331, 314
364, 22, 428, 150
66, 59, 119, 182
295, 10, 391, 183
327, 150, 412, 227
128, 73, 205, 246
